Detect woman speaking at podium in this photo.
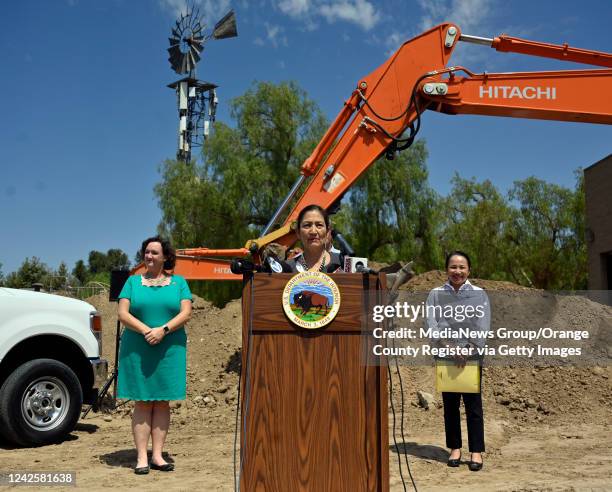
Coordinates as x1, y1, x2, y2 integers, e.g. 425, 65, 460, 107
285, 204, 342, 273
426, 251, 490, 472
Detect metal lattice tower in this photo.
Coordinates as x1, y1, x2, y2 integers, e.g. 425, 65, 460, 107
166, 7, 237, 162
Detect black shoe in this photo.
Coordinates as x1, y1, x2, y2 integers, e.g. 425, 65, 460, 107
447, 453, 461, 467
468, 460, 483, 471
134, 466, 149, 475
150, 462, 175, 472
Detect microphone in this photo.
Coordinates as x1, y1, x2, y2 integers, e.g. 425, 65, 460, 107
355, 264, 378, 275
260, 256, 295, 273
325, 263, 342, 274
230, 258, 261, 274
276, 259, 295, 273
231, 257, 294, 274
332, 230, 355, 257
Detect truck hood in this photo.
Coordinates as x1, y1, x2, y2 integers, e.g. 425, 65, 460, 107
0, 288, 96, 312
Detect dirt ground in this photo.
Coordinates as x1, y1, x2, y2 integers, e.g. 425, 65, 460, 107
2, 272, 611, 491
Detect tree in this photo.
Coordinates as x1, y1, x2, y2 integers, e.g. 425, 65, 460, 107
439, 174, 516, 281
5, 257, 50, 289
47, 261, 70, 291
87, 249, 129, 275
88, 251, 108, 275
508, 174, 585, 289
338, 141, 441, 271
156, 81, 328, 305
566, 170, 587, 289
72, 260, 88, 286
106, 249, 130, 270
0, 261, 4, 286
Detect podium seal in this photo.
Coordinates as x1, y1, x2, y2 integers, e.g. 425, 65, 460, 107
282, 271, 341, 329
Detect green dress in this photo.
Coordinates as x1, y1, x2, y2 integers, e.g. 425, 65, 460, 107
117, 274, 192, 401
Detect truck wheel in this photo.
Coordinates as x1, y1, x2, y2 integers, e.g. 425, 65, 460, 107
0, 359, 83, 446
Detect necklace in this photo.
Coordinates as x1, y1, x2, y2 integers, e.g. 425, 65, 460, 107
142, 274, 168, 286
299, 253, 326, 272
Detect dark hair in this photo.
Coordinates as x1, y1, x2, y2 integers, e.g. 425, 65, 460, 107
141, 235, 176, 271
296, 204, 330, 229
445, 250, 471, 269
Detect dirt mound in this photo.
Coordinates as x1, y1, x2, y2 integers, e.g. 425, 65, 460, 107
401, 270, 532, 292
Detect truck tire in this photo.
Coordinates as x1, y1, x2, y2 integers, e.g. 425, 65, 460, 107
0, 359, 83, 446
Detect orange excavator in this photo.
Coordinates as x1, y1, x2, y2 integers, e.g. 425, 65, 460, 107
134, 23, 612, 280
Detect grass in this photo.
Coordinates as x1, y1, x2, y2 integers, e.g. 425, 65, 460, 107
291, 305, 331, 322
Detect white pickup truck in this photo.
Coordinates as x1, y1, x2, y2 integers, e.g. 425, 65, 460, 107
0, 288, 108, 446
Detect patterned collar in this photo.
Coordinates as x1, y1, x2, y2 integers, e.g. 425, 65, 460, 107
293, 252, 326, 273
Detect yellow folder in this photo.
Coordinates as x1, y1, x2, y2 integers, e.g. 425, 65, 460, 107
435, 359, 481, 393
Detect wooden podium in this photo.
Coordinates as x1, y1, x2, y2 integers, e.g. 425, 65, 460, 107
240, 273, 388, 491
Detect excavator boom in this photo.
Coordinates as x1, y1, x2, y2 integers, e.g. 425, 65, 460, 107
133, 23, 612, 280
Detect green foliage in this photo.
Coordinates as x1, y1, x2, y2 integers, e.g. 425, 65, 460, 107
5, 257, 51, 289
88, 249, 129, 274
0, 261, 4, 286
156, 81, 328, 305
48, 261, 70, 290
88, 271, 111, 286
68, 249, 130, 287
440, 174, 516, 280
339, 141, 442, 272
568, 170, 587, 288
72, 260, 88, 286
508, 173, 586, 289
437, 171, 586, 290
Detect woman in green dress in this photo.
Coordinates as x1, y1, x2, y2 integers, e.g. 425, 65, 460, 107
117, 236, 192, 474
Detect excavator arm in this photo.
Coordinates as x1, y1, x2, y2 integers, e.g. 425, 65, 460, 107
134, 23, 612, 280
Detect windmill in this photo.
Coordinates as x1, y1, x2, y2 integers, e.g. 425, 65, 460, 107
167, 6, 238, 162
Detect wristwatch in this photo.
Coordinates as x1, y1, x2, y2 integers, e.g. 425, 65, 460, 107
163, 325, 170, 334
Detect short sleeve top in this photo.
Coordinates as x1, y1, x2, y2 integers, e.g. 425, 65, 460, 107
118, 274, 192, 329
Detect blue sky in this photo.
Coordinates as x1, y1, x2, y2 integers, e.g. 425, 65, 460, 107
1, 0, 610, 275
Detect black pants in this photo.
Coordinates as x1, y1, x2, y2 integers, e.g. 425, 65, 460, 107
442, 391, 485, 452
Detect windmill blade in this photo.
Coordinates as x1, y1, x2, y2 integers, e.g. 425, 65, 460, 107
189, 39, 203, 53
169, 58, 181, 73
188, 51, 198, 69
213, 10, 237, 39
189, 48, 201, 65
168, 45, 184, 73
181, 55, 190, 74
168, 57, 181, 74
167, 45, 182, 58
168, 6, 208, 74
169, 55, 183, 73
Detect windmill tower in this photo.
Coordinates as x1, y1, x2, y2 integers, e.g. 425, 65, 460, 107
167, 7, 237, 162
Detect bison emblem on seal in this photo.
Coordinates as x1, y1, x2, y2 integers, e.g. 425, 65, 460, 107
293, 290, 329, 315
